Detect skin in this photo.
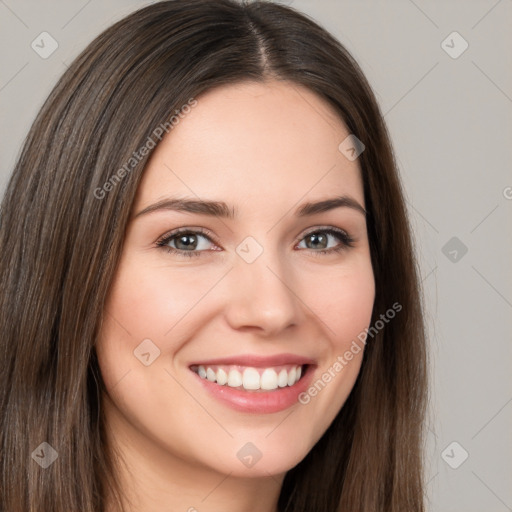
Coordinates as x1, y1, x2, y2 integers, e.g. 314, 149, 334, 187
96, 80, 375, 512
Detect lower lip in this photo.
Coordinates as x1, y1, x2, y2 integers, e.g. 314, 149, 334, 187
191, 365, 316, 414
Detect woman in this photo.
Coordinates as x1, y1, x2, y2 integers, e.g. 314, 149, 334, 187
0, 1, 428, 511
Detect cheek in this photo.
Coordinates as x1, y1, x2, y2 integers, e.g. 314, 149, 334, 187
96, 259, 168, 389
303, 259, 375, 346
293, 260, 374, 427
100, 257, 219, 344
96, 256, 228, 393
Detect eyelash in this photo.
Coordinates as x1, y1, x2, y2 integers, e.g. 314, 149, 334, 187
156, 226, 355, 259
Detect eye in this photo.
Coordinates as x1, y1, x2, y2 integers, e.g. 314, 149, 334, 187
156, 226, 355, 259
296, 227, 355, 255
156, 228, 218, 258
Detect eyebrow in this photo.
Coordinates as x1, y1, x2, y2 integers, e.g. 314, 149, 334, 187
134, 195, 367, 219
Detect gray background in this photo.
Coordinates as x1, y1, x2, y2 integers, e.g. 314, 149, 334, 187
1, 0, 511, 510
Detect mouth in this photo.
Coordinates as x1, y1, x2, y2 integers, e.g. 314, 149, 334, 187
187, 353, 317, 413
189, 363, 309, 392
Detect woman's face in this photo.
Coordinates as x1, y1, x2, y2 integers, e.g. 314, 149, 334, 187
96, 80, 375, 478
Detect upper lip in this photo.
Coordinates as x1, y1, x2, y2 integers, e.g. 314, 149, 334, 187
189, 353, 316, 368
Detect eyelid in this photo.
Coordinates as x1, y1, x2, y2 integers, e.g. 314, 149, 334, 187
155, 226, 221, 250
294, 225, 355, 247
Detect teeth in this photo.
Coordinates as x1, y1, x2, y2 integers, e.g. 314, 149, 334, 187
216, 367, 228, 385
260, 369, 278, 390
194, 364, 304, 391
242, 368, 260, 390
277, 369, 288, 388
227, 369, 242, 387
287, 367, 297, 386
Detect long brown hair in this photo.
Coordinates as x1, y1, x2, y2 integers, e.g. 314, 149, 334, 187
0, 1, 428, 510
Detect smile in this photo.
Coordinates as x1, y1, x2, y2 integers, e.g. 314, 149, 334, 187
190, 364, 305, 391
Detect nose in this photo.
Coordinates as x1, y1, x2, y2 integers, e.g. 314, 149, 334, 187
222, 250, 302, 336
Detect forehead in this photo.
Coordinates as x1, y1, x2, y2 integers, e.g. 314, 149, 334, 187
134, 80, 364, 212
